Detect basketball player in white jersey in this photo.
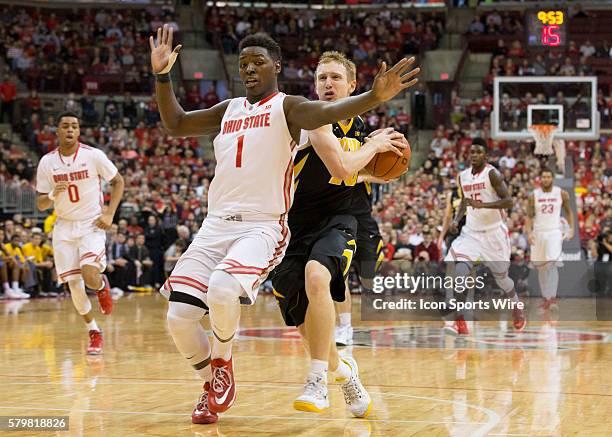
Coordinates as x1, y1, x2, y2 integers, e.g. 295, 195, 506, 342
525, 168, 574, 311
150, 25, 419, 423
444, 137, 526, 334
36, 112, 125, 355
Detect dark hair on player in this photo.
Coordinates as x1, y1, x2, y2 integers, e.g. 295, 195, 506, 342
541, 168, 555, 176
57, 111, 80, 126
471, 137, 488, 150
238, 33, 282, 62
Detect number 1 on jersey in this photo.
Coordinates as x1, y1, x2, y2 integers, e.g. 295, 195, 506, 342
235, 135, 244, 168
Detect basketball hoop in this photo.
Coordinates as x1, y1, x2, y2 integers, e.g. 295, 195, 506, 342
529, 124, 557, 155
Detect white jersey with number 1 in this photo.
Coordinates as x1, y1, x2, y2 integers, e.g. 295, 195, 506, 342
209, 91, 296, 218
36, 143, 118, 221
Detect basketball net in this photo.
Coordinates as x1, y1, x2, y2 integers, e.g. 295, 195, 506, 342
529, 124, 566, 175
529, 124, 556, 155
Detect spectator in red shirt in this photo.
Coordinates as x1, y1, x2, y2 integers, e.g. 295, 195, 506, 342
0, 75, 17, 125
24, 89, 42, 118
202, 84, 220, 109
185, 84, 201, 111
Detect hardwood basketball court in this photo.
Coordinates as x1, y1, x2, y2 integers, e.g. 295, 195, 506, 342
1, 293, 610, 436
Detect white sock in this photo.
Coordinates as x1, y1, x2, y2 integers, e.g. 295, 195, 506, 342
87, 319, 99, 331
3, 282, 9, 291
332, 358, 352, 381
547, 266, 559, 300
11, 281, 20, 290
96, 275, 106, 291
310, 359, 328, 377
339, 313, 351, 327
538, 266, 548, 299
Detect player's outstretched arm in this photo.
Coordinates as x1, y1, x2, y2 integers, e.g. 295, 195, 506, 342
308, 126, 406, 180
150, 24, 229, 137
561, 190, 575, 240
285, 58, 420, 131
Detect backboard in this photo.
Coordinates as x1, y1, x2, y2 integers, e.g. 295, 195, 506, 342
491, 76, 599, 140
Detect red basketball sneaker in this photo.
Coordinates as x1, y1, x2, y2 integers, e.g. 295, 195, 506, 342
512, 307, 526, 331
208, 357, 236, 413
87, 330, 103, 355
96, 274, 113, 315
192, 382, 218, 424
455, 316, 469, 335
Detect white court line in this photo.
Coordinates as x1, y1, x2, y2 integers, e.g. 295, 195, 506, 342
0, 406, 482, 426
383, 393, 500, 437
0, 382, 501, 434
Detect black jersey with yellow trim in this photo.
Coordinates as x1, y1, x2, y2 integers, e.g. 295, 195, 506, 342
351, 180, 373, 216
290, 116, 366, 224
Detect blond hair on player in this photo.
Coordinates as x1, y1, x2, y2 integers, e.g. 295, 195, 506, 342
317, 51, 357, 82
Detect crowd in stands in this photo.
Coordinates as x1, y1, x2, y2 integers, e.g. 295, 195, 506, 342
205, 7, 444, 97
1, 5, 611, 298
2, 91, 610, 298
0, 5, 178, 95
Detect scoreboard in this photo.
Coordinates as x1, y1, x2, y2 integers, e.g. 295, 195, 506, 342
526, 9, 567, 47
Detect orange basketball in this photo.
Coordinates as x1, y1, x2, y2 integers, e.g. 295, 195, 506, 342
365, 137, 411, 180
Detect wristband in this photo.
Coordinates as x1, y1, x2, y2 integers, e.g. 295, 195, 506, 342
156, 73, 171, 83
48, 191, 55, 200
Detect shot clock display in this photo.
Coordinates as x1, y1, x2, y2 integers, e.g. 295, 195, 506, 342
526, 9, 567, 47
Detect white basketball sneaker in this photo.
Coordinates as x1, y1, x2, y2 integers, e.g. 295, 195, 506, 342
337, 356, 372, 418
335, 324, 354, 346
293, 372, 329, 413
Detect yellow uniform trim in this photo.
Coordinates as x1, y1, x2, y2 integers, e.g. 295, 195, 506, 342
337, 118, 354, 135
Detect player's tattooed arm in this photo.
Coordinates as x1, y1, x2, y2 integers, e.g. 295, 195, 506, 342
525, 193, 535, 245
150, 24, 229, 137
466, 169, 513, 210
308, 125, 405, 179
284, 58, 419, 136
561, 190, 575, 240
94, 173, 124, 231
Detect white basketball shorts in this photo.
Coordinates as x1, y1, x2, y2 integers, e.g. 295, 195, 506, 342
531, 229, 563, 266
444, 224, 511, 275
53, 218, 107, 283
162, 216, 289, 307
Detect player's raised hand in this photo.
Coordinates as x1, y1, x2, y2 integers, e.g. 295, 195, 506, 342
371, 57, 420, 103
149, 24, 182, 74
52, 181, 69, 198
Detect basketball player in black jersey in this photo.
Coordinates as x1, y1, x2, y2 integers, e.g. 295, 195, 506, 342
439, 177, 466, 249
438, 176, 470, 335
333, 147, 388, 346
271, 51, 409, 416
